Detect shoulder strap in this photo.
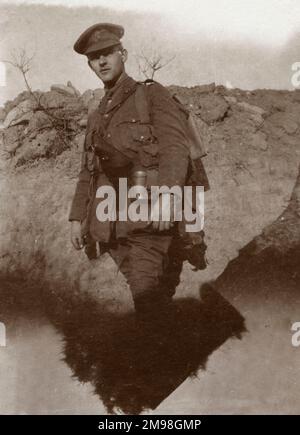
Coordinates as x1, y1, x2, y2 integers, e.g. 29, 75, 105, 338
135, 80, 189, 124
134, 81, 152, 124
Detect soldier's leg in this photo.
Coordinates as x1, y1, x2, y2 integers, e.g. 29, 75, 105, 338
159, 235, 184, 299
109, 232, 180, 315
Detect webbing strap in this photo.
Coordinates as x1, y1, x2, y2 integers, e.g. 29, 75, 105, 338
134, 83, 151, 124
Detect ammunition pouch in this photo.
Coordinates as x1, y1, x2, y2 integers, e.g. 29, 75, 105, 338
177, 225, 208, 270
183, 237, 208, 270
82, 232, 99, 260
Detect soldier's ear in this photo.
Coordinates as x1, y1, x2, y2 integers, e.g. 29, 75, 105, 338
120, 48, 128, 64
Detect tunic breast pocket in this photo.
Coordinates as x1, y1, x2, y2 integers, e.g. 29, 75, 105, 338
130, 123, 159, 168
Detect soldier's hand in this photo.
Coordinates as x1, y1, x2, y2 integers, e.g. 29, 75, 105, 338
71, 221, 84, 250
150, 193, 175, 231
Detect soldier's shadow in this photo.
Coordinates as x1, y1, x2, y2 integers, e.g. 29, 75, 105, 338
56, 285, 246, 415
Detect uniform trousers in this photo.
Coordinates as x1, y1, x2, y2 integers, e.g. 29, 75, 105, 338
101, 228, 184, 313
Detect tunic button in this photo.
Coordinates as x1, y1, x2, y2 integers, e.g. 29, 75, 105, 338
107, 99, 112, 104
107, 133, 111, 138
131, 118, 136, 122
104, 114, 109, 118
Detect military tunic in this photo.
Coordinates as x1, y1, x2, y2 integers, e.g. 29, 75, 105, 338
69, 73, 190, 304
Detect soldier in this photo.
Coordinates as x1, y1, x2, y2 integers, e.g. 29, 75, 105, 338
69, 23, 204, 320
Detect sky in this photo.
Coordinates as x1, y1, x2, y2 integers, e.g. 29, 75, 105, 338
0, 0, 300, 105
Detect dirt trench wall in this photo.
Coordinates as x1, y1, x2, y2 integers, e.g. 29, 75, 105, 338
0, 86, 299, 308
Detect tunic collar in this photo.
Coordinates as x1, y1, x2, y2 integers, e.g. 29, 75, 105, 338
104, 72, 130, 97
102, 73, 137, 113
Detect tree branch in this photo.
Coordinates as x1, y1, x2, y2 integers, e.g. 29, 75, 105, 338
135, 50, 176, 80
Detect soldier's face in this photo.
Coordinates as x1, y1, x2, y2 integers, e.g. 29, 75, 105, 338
88, 45, 127, 85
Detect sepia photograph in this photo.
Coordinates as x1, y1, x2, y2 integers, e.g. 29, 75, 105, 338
0, 0, 299, 417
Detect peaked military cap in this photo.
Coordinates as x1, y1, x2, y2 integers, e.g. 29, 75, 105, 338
74, 23, 124, 56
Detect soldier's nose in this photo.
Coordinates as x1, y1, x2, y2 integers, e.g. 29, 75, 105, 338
98, 55, 107, 65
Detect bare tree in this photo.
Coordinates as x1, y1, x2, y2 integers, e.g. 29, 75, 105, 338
136, 50, 176, 80
2, 47, 37, 99
2, 47, 72, 151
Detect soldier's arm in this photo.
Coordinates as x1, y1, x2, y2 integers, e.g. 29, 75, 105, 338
69, 131, 92, 250
147, 82, 190, 188
68, 152, 91, 223
69, 112, 97, 223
